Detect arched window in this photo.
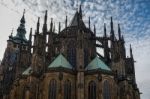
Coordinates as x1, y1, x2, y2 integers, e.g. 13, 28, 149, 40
67, 48, 76, 67
103, 80, 111, 99
88, 81, 96, 99
49, 79, 57, 99
64, 80, 71, 99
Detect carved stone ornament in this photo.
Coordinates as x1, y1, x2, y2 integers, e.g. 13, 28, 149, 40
97, 73, 102, 81
58, 72, 63, 81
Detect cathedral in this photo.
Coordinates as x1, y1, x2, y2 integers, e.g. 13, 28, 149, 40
0, 6, 140, 99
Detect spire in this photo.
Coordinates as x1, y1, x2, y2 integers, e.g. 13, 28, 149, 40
29, 28, 32, 42
118, 24, 121, 40
9, 28, 13, 40
104, 23, 107, 37
58, 22, 61, 33
36, 17, 40, 34
110, 17, 115, 40
44, 10, 47, 24
122, 35, 124, 42
94, 25, 96, 36
21, 9, 25, 24
89, 17, 91, 29
43, 10, 48, 32
65, 16, 67, 28
79, 4, 82, 18
69, 9, 85, 27
130, 44, 133, 59
15, 9, 27, 41
11, 28, 13, 36
53, 23, 55, 32
50, 18, 53, 32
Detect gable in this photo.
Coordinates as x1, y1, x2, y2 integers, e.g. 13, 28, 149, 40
48, 54, 73, 69
86, 57, 111, 71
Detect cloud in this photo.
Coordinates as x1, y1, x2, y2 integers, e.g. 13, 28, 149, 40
0, 0, 150, 98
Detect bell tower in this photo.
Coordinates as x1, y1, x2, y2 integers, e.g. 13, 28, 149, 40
0, 10, 32, 96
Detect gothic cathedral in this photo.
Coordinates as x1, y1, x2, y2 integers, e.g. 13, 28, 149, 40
0, 6, 140, 99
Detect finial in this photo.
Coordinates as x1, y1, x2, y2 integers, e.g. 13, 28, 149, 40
79, 4, 82, 18
118, 24, 121, 40
53, 23, 55, 32
29, 28, 32, 42
23, 9, 25, 15
11, 28, 14, 36
94, 25, 96, 36
38, 17, 40, 24
122, 35, 124, 42
130, 44, 133, 58
43, 10, 48, 32
59, 22, 61, 33
110, 17, 115, 40
21, 9, 26, 24
111, 17, 113, 29
104, 23, 107, 37
89, 16, 91, 29
44, 10, 47, 24
50, 18, 53, 32
65, 16, 67, 28
36, 17, 40, 34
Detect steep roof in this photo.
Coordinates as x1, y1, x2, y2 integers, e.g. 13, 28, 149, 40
69, 11, 86, 28
22, 67, 32, 75
86, 57, 111, 71
9, 10, 28, 44
48, 54, 73, 69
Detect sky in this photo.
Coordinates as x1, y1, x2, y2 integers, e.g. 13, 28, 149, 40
0, 0, 150, 98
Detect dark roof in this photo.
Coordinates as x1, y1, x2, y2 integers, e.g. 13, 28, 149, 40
69, 11, 86, 28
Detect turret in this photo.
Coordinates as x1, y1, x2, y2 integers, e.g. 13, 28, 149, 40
50, 18, 53, 32
89, 17, 91, 30
42, 10, 48, 33
36, 17, 40, 34
94, 25, 96, 36
110, 17, 115, 41
58, 22, 61, 33
65, 16, 67, 28
53, 23, 55, 32
79, 4, 82, 19
28, 28, 32, 52
130, 44, 133, 59
118, 24, 121, 40
29, 28, 32, 43
103, 23, 110, 63
104, 23, 107, 37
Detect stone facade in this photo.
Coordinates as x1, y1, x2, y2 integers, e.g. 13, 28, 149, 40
0, 6, 140, 99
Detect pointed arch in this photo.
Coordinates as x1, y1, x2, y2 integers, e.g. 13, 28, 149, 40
48, 79, 57, 99
103, 80, 111, 99
64, 80, 71, 99
88, 81, 96, 99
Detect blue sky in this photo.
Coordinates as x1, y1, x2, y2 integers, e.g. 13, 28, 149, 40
0, 0, 150, 98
